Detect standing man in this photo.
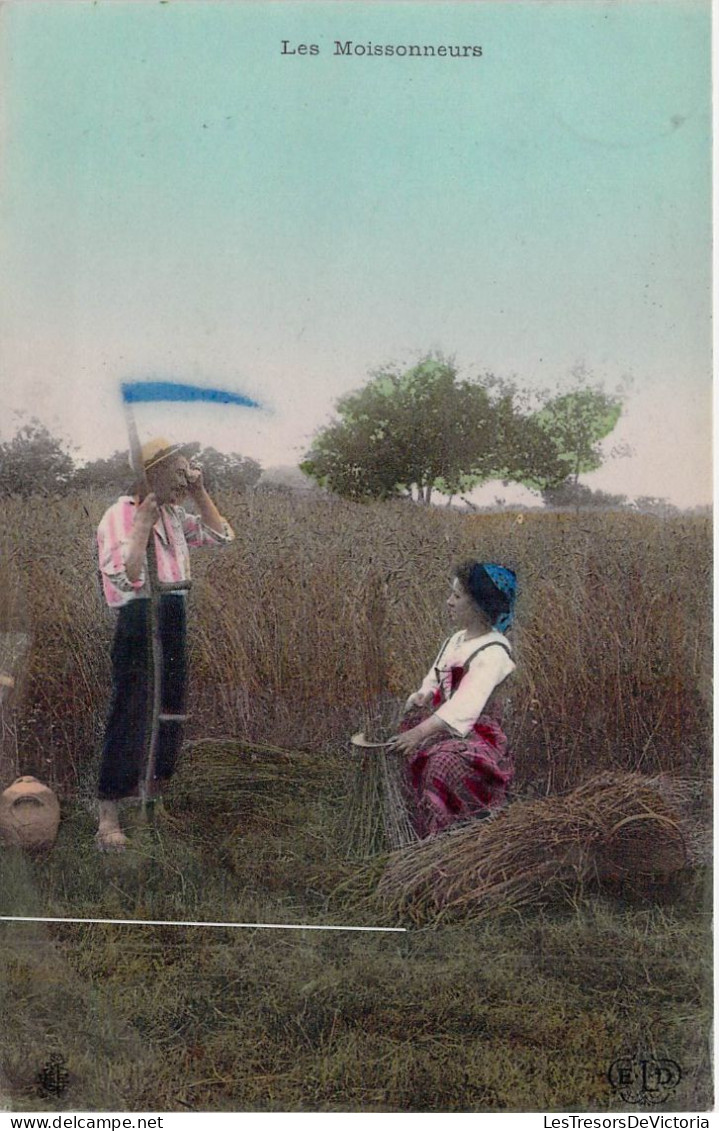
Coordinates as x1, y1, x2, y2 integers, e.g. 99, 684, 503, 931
95, 438, 235, 850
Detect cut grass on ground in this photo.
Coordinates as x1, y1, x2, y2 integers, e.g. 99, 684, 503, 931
0, 740, 712, 1113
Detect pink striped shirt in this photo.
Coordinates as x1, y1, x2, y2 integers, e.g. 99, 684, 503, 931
97, 495, 235, 608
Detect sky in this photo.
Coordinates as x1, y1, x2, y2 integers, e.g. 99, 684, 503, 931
0, 0, 712, 506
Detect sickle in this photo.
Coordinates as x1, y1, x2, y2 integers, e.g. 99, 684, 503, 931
350, 732, 394, 749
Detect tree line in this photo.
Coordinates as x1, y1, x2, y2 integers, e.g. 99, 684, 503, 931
2, 355, 656, 510
0, 420, 262, 497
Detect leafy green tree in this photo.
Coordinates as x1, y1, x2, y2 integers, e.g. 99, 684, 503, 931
302, 356, 564, 504
487, 395, 568, 495
530, 387, 623, 494
0, 419, 76, 496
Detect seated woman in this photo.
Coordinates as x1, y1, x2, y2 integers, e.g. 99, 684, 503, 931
388, 561, 517, 838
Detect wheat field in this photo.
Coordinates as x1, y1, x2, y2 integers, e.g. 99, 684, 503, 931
0, 491, 710, 793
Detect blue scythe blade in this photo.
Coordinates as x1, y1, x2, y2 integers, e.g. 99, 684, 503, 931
121, 380, 265, 409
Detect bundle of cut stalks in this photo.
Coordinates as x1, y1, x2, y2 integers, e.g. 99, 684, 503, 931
343, 567, 421, 856
344, 744, 419, 857
343, 691, 420, 858
374, 772, 693, 925
167, 738, 333, 817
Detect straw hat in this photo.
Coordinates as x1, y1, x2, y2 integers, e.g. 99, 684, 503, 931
139, 437, 184, 472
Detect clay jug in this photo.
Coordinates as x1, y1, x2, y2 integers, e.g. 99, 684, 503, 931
0, 776, 60, 849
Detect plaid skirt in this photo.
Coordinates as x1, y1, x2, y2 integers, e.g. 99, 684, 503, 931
402, 708, 513, 838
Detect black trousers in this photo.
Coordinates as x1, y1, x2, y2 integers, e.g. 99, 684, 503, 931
98, 596, 187, 801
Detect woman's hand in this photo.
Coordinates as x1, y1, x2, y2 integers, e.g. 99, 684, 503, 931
404, 690, 431, 713
387, 725, 426, 757
388, 712, 449, 758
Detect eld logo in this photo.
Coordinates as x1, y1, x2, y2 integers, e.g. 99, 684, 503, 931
607, 1057, 682, 1105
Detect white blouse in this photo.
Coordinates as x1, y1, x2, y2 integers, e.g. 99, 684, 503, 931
416, 630, 516, 738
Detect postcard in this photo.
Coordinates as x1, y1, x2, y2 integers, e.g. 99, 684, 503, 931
0, 0, 712, 1119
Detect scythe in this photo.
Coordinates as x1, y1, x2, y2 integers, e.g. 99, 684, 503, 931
120, 379, 265, 816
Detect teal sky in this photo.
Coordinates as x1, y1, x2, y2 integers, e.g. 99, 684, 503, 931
1, 0, 712, 505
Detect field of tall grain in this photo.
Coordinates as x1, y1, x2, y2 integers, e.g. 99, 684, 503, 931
0, 492, 712, 1112
0, 491, 711, 793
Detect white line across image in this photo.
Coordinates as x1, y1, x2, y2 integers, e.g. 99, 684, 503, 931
0, 915, 407, 933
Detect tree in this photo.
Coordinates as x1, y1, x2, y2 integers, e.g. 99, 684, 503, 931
542, 482, 628, 509
193, 447, 262, 493
72, 449, 133, 492
302, 355, 565, 504
0, 419, 76, 496
529, 386, 623, 496
632, 496, 679, 518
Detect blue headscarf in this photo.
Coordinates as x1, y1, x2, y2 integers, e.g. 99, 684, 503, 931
468, 562, 518, 633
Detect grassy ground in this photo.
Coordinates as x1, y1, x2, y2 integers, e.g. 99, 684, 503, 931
0, 741, 712, 1113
